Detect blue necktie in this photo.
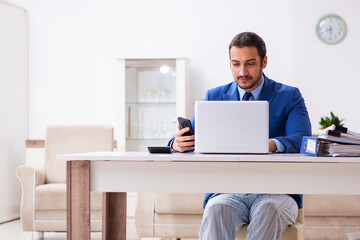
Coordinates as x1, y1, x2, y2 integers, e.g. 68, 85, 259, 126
242, 91, 253, 101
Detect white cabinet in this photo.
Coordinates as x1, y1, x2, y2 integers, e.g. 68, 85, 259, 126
117, 58, 189, 152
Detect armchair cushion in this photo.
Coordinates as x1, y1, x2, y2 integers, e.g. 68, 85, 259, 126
35, 184, 102, 210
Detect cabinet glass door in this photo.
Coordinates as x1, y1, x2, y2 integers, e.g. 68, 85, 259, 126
125, 59, 177, 151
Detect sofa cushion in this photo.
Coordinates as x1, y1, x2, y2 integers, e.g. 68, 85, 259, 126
35, 183, 102, 210
304, 195, 360, 217
154, 213, 202, 225
305, 216, 360, 227
154, 193, 205, 214
153, 213, 202, 238
305, 226, 360, 240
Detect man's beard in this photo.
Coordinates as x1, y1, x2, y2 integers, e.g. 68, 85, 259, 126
237, 68, 263, 91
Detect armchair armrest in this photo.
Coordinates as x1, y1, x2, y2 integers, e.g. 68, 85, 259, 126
16, 165, 45, 231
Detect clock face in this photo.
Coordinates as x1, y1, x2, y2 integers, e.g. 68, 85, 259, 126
316, 14, 347, 44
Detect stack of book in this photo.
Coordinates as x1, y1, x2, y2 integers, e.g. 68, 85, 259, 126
301, 125, 360, 157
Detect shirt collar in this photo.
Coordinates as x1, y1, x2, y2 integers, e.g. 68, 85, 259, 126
237, 75, 265, 100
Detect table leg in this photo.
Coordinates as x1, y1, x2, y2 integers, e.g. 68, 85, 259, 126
67, 161, 90, 240
102, 192, 127, 240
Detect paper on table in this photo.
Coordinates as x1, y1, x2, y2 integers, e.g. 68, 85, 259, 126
318, 125, 360, 145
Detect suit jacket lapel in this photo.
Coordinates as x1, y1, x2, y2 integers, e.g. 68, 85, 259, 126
258, 74, 275, 106
222, 81, 240, 100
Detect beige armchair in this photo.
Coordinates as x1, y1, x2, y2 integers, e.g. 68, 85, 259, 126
16, 125, 114, 238
135, 193, 304, 239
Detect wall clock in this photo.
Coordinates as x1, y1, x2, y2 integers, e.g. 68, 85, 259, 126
316, 14, 347, 45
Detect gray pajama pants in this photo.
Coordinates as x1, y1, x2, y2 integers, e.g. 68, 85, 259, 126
199, 194, 298, 240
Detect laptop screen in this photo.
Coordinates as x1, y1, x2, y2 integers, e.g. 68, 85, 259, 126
195, 101, 269, 154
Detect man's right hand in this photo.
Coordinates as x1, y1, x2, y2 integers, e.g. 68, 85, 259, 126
172, 126, 195, 152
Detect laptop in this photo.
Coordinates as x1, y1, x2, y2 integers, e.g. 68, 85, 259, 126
195, 101, 269, 154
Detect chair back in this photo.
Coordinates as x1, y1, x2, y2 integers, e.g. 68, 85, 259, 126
44, 124, 113, 183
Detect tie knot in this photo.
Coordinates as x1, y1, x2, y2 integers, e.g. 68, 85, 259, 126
242, 91, 253, 101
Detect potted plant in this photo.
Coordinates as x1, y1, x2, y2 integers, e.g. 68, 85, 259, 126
319, 111, 344, 129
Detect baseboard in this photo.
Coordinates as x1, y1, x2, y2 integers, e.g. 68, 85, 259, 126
0, 215, 20, 224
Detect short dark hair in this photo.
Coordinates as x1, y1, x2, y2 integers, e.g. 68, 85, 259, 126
229, 32, 267, 62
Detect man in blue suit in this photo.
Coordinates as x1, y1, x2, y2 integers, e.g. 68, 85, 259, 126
169, 32, 311, 240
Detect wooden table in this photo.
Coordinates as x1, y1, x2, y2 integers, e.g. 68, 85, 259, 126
57, 152, 360, 240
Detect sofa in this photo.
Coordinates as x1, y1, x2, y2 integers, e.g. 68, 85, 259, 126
303, 195, 360, 240
135, 193, 304, 239
135, 193, 360, 240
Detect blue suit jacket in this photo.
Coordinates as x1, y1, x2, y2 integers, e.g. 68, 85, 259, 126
169, 74, 312, 208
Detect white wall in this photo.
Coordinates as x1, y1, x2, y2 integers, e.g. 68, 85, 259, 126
8, 0, 360, 138
0, 0, 27, 222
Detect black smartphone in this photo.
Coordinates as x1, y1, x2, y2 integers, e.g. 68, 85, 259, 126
177, 117, 194, 136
